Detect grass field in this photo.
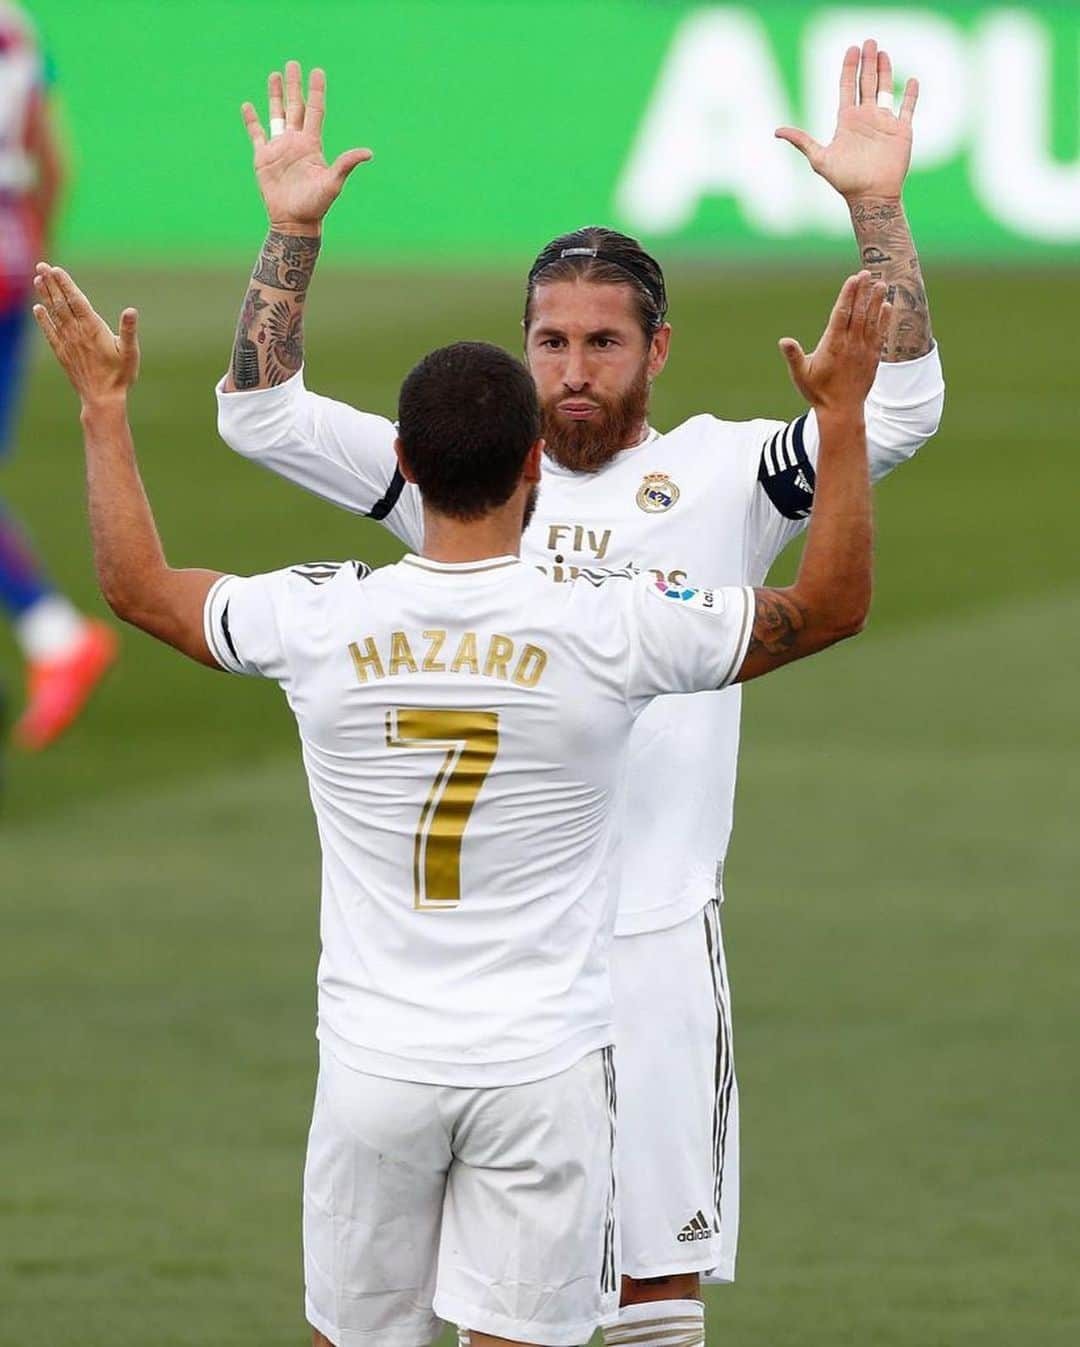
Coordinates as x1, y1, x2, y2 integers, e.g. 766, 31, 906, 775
1, 262, 1077, 1346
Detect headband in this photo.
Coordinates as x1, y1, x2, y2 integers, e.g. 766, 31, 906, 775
528, 246, 667, 319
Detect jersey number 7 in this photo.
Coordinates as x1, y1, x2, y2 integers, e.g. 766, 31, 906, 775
385, 708, 501, 910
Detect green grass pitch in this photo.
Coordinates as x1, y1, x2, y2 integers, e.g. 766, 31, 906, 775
1, 262, 1077, 1345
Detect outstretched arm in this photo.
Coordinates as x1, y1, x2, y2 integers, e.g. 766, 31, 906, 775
225, 62, 372, 392
777, 39, 932, 361
737, 271, 890, 682
33, 265, 222, 667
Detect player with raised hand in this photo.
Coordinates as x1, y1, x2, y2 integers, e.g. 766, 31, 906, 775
36, 256, 888, 1347
217, 46, 944, 1344
776, 39, 929, 358
229, 64, 371, 393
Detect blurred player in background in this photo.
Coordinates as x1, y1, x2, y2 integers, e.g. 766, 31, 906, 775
0, 0, 115, 751
35, 257, 888, 1347
217, 48, 945, 1345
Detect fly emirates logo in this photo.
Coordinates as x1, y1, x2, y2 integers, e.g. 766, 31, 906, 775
536, 523, 689, 588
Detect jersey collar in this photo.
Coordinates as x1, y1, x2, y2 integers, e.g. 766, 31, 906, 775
401, 554, 523, 575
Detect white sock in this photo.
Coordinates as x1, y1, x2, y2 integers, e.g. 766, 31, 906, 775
13, 594, 86, 662
603, 1298, 705, 1347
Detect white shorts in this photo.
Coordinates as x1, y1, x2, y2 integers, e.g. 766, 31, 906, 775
612, 899, 739, 1281
303, 1044, 619, 1347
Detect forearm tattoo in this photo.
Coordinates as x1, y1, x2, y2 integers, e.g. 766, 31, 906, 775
746, 589, 807, 658
230, 230, 321, 390
850, 198, 932, 361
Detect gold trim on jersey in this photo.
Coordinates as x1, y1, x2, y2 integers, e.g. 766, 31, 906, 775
402, 556, 521, 575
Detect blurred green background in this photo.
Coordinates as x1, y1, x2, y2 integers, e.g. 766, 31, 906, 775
2, 1, 1079, 1345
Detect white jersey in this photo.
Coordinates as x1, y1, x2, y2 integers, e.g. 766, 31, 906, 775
216, 346, 944, 934
203, 555, 754, 1086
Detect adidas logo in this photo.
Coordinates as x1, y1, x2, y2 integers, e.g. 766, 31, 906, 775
676, 1210, 715, 1243
794, 470, 811, 494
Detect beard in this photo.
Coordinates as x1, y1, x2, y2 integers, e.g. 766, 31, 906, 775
522, 482, 540, 532
540, 362, 651, 473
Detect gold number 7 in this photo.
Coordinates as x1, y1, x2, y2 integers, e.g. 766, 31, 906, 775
385, 708, 500, 910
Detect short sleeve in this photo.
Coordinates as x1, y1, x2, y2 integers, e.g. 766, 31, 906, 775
203, 572, 289, 681
625, 573, 755, 708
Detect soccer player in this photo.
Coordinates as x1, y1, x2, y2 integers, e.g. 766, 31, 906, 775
37, 259, 887, 1347
216, 50, 945, 1341
0, 1, 116, 750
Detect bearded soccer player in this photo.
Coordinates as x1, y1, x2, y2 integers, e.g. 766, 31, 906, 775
0, 1, 115, 750
37, 258, 887, 1347
215, 47, 945, 1342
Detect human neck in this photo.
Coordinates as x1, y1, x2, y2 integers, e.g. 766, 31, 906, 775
420, 501, 525, 563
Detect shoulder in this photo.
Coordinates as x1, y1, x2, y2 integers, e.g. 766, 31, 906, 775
287, 559, 374, 587
659, 414, 792, 476
228, 559, 375, 622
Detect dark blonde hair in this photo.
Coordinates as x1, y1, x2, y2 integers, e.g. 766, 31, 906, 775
524, 226, 668, 339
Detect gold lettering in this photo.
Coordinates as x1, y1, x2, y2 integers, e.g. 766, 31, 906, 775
389, 631, 419, 676
422, 629, 447, 673
450, 631, 480, 674
589, 528, 611, 561
483, 634, 515, 679
349, 637, 385, 683
547, 524, 571, 551
512, 644, 548, 688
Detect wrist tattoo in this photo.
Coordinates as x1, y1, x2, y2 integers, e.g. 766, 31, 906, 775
252, 230, 321, 291
850, 200, 903, 228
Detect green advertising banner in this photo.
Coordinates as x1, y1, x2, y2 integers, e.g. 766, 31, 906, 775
27, 0, 1080, 263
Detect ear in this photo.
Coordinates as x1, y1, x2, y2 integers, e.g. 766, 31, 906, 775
394, 436, 417, 484
647, 322, 672, 380
523, 438, 544, 483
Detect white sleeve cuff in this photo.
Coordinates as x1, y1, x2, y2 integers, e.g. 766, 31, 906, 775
214, 365, 306, 405
868, 341, 945, 409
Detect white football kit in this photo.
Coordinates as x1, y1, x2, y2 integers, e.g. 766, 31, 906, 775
216, 345, 945, 1278
203, 554, 755, 1343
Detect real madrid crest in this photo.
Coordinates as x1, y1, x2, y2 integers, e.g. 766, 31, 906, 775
636, 471, 680, 514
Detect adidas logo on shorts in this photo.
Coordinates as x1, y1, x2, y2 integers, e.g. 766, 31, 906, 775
677, 1210, 715, 1243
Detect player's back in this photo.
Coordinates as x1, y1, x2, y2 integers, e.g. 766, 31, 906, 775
207, 553, 648, 1086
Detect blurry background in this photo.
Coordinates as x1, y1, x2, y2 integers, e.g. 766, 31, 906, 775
1, 2, 1077, 1344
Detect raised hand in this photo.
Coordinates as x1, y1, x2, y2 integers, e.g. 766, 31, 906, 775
778, 271, 892, 412
775, 39, 917, 201
242, 61, 373, 229
32, 263, 140, 405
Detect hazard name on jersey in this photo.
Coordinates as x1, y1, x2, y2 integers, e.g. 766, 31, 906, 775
348, 628, 549, 688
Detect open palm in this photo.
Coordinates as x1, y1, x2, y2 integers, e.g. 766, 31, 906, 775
242, 62, 372, 228
776, 40, 918, 201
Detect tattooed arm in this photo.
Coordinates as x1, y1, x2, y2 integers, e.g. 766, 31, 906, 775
226, 228, 320, 391
736, 273, 888, 683
223, 61, 371, 394
851, 198, 930, 361
776, 40, 933, 363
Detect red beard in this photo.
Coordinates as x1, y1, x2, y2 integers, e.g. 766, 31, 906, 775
540, 363, 651, 473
